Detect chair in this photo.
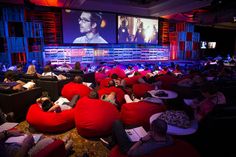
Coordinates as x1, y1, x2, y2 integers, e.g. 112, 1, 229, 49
37, 77, 70, 101
0, 87, 42, 122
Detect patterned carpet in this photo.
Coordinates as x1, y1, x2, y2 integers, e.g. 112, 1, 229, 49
15, 121, 110, 157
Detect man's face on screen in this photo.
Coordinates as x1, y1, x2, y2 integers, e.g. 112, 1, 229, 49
79, 12, 93, 33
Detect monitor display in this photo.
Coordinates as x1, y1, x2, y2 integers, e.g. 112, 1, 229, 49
200, 41, 207, 49
62, 9, 116, 44
118, 15, 158, 44
208, 42, 216, 49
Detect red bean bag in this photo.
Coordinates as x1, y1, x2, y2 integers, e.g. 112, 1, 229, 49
132, 84, 154, 98
26, 104, 75, 133
109, 67, 126, 79
156, 74, 179, 90
123, 75, 142, 86
108, 139, 200, 157
100, 78, 112, 89
120, 101, 166, 130
95, 71, 108, 84
61, 82, 92, 100
75, 97, 120, 137
33, 140, 67, 157
98, 86, 125, 105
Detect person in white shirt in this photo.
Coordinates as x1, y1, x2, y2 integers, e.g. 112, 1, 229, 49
41, 65, 66, 80
73, 11, 107, 44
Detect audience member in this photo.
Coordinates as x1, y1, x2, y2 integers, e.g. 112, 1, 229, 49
111, 118, 173, 156
0, 108, 15, 125
3, 70, 25, 91
0, 129, 73, 157
110, 73, 121, 87
191, 83, 226, 121
88, 90, 118, 107
72, 61, 84, 75
26, 64, 41, 78
138, 73, 156, 84
41, 65, 67, 80
56, 63, 72, 72
101, 91, 117, 106
38, 94, 79, 112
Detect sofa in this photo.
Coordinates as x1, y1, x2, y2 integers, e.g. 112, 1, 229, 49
0, 87, 42, 122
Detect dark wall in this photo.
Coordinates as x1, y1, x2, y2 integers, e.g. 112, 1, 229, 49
195, 26, 236, 58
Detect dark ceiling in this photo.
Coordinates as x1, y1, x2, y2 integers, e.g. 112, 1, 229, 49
1, 0, 236, 30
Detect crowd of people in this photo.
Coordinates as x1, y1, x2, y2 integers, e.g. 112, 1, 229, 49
0, 58, 235, 156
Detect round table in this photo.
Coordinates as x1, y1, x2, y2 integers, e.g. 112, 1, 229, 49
150, 112, 198, 135
148, 89, 178, 99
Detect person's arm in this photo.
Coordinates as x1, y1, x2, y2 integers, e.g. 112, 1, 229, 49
127, 132, 151, 155
15, 134, 34, 157
138, 77, 146, 84
0, 131, 6, 141
48, 104, 60, 112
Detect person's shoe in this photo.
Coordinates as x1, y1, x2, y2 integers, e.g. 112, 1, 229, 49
65, 139, 73, 150
99, 136, 115, 150
6, 112, 15, 122
100, 138, 109, 145
62, 134, 71, 143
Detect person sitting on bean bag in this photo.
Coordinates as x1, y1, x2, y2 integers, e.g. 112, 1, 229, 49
98, 80, 125, 107
0, 129, 72, 157
110, 118, 173, 156
101, 92, 117, 107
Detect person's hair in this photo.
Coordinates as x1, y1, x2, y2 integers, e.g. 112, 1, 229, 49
111, 73, 119, 79
43, 65, 52, 73
17, 64, 23, 69
26, 65, 36, 75
46, 61, 51, 65
175, 64, 181, 70
151, 118, 167, 136
88, 90, 99, 99
42, 99, 53, 112
143, 92, 152, 99
4, 70, 17, 81
200, 83, 218, 95
74, 62, 81, 70
121, 20, 126, 26
42, 91, 49, 97
134, 71, 141, 76
90, 12, 103, 30
73, 75, 83, 84
108, 80, 115, 87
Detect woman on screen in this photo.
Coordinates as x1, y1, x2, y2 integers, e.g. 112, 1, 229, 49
73, 11, 108, 44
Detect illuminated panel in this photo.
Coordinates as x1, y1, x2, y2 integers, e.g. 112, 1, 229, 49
43, 45, 169, 64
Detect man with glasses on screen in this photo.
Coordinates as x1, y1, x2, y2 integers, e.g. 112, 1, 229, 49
73, 11, 108, 44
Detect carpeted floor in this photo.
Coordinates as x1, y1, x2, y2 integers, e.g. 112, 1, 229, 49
15, 121, 110, 157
